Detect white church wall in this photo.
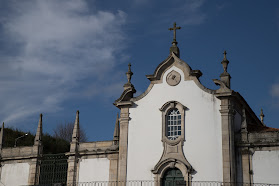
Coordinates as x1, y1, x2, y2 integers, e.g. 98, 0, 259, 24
0, 162, 30, 186
252, 150, 279, 184
78, 158, 110, 182
127, 66, 223, 181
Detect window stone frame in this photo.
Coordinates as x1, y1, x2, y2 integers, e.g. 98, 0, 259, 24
153, 101, 193, 185
160, 101, 187, 145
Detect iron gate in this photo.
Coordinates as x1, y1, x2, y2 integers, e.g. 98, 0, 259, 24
39, 153, 68, 185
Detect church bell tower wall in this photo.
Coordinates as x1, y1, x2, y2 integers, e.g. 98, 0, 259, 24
127, 66, 223, 182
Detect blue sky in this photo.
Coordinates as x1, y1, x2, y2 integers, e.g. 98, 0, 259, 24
0, 0, 278, 141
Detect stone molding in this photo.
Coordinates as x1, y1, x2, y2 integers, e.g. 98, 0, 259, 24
114, 87, 136, 105
153, 158, 192, 182
131, 84, 154, 102
152, 101, 193, 182
1, 146, 37, 160
159, 101, 187, 144
134, 53, 216, 103
236, 131, 279, 148
213, 79, 232, 94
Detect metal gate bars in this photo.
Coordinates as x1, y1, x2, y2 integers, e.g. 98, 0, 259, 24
39, 153, 68, 185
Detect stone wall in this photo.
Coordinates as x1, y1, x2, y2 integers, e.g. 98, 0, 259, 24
1, 162, 30, 186
68, 140, 119, 183
252, 150, 279, 184
0, 145, 40, 186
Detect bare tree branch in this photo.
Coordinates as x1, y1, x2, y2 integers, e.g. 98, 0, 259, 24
53, 122, 87, 142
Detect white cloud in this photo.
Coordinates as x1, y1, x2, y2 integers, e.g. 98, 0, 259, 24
0, 0, 127, 125
156, 0, 206, 27
178, 0, 206, 25
271, 83, 279, 97
271, 83, 279, 106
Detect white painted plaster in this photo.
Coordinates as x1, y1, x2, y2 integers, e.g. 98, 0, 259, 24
78, 158, 110, 182
0, 163, 30, 186
127, 66, 223, 181
252, 150, 279, 184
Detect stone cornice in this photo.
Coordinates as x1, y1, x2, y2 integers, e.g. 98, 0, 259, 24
236, 131, 279, 148
114, 87, 136, 108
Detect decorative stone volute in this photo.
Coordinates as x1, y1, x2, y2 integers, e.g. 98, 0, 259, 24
220, 50, 231, 88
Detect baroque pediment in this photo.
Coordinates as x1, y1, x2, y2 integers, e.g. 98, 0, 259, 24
146, 52, 202, 84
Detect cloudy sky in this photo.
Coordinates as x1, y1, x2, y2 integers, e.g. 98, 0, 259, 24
0, 0, 278, 141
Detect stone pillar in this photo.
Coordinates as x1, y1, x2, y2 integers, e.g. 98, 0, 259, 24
241, 148, 253, 184
0, 122, 4, 181
118, 107, 130, 182
109, 154, 119, 183
28, 114, 43, 185
220, 98, 236, 184
67, 156, 78, 186
114, 63, 136, 183
28, 158, 41, 185
67, 111, 80, 186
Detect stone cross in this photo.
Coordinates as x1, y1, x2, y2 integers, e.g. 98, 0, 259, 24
223, 50, 227, 59
169, 22, 181, 43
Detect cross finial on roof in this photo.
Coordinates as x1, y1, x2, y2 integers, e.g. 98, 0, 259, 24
169, 22, 181, 45
223, 50, 227, 59
221, 50, 229, 72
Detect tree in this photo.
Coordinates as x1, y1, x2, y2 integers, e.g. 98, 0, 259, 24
42, 133, 70, 154
53, 122, 88, 142
2, 127, 70, 154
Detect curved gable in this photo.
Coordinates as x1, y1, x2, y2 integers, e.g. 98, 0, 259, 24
132, 52, 216, 102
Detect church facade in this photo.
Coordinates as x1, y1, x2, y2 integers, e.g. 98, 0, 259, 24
0, 23, 279, 186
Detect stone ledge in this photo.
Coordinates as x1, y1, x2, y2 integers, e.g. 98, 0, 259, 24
1, 146, 35, 158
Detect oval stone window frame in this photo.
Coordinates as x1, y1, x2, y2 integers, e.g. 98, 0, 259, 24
160, 101, 187, 145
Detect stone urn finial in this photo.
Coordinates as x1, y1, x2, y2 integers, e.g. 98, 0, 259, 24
126, 63, 133, 83
260, 108, 265, 124
221, 50, 229, 72
219, 50, 231, 88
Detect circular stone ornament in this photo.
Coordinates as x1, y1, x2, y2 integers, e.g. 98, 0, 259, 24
166, 70, 181, 86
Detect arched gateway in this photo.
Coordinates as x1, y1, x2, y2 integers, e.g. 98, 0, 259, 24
162, 168, 185, 186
